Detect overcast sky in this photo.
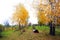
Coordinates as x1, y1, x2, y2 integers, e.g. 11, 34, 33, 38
0, 0, 39, 25
0, 0, 49, 25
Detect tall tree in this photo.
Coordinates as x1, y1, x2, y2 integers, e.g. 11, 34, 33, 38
12, 3, 29, 30
33, 0, 60, 36
49, 0, 60, 36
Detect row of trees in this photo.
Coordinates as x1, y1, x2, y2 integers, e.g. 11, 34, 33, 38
12, 0, 60, 36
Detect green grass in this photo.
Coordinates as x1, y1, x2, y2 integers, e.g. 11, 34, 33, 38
55, 27, 60, 36
29, 25, 60, 35
1, 30, 14, 37
1, 26, 60, 37
36, 26, 49, 30
0, 26, 60, 40
29, 25, 50, 32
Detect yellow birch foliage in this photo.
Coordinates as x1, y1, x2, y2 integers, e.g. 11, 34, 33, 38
38, 4, 51, 24
12, 4, 29, 25
55, 2, 60, 25
38, 0, 60, 25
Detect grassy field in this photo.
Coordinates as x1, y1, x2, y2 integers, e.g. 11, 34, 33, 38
1, 30, 14, 37
0, 26, 60, 40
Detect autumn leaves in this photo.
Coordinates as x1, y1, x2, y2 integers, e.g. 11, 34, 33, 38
37, 4, 51, 25
12, 4, 28, 26
12, 0, 60, 26
38, 0, 60, 25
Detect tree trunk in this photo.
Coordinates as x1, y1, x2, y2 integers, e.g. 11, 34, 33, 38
49, 22, 53, 35
0, 29, 2, 38
50, 26, 53, 35
19, 22, 21, 30
49, 22, 55, 36
52, 24, 55, 36
19, 25, 21, 30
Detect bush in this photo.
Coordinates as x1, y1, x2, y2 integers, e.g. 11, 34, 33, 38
0, 24, 3, 38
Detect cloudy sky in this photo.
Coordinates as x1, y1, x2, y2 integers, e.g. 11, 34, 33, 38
0, 0, 39, 25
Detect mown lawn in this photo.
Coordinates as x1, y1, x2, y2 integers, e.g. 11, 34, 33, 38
0, 25, 60, 40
